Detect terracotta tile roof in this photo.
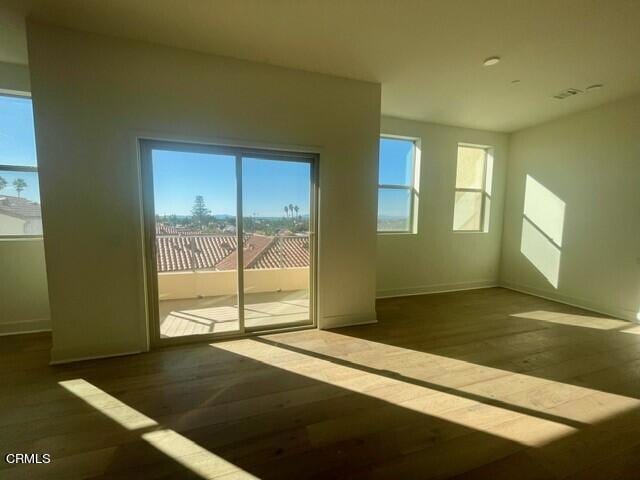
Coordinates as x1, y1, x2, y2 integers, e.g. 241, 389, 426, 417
156, 235, 238, 272
215, 234, 274, 271
156, 223, 214, 236
155, 230, 309, 273
0, 195, 42, 219
251, 236, 310, 269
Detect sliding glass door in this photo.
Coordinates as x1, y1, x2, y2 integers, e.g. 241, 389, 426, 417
241, 156, 313, 332
140, 140, 317, 345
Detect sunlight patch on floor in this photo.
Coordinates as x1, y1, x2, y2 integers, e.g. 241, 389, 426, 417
511, 310, 631, 330
60, 379, 258, 478
59, 379, 157, 430
143, 429, 258, 479
213, 332, 640, 447
621, 324, 640, 335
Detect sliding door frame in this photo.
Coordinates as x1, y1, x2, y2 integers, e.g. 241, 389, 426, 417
139, 138, 318, 348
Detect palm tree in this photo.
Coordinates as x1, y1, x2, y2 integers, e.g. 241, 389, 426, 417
0, 176, 7, 193
284, 205, 289, 218
288, 203, 294, 221
294, 205, 299, 218
13, 178, 27, 198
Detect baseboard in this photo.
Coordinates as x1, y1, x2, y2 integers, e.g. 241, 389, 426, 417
320, 313, 377, 330
376, 280, 498, 299
50, 349, 144, 365
500, 281, 638, 323
0, 318, 51, 336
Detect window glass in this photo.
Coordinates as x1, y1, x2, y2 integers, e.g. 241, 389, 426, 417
453, 145, 490, 232
453, 191, 482, 231
455, 146, 485, 189
0, 171, 42, 235
378, 137, 413, 186
377, 187, 411, 232
377, 136, 417, 233
0, 95, 38, 167
0, 95, 42, 236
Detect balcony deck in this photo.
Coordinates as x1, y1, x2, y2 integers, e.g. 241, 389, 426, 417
159, 290, 310, 337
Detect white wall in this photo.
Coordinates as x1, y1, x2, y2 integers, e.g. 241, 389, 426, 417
0, 60, 50, 335
376, 116, 509, 297
0, 238, 50, 334
27, 22, 380, 362
500, 94, 640, 321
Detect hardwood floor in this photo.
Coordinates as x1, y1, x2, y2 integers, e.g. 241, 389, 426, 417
2, 287, 640, 479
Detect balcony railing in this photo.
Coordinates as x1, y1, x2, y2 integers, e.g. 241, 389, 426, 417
158, 266, 309, 301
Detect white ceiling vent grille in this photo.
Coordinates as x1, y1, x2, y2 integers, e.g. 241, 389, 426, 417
553, 88, 583, 100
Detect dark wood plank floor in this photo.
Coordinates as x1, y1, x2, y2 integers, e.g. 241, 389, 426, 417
2, 287, 640, 479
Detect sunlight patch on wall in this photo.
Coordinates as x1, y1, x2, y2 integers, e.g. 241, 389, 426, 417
523, 175, 565, 245
59, 379, 157, 430
520, 175, 566, 288
143, 429, 258, 479
521, 218, 562, 287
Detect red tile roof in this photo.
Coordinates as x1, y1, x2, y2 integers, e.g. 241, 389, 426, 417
156, 235, 238, 272
0, 195, 42, 219
156, 223, 216, 236
251, 235, 310, 269
155, 228, 309, 273
214, 234, 275, 271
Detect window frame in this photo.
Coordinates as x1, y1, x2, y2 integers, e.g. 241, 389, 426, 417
452, 142, 492, 233
0, 92, 42, 240
377, 134, 420, 235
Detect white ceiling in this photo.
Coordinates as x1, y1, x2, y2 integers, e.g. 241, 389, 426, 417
1, 0, 640, 132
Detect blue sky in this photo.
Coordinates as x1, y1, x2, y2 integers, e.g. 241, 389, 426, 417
152, 150, 311, 217
0, 95, 41, 202
379, 137, 413, 185
378, 137, 414, 218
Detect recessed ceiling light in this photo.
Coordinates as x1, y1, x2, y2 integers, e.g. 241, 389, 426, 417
586, 84, 604, 92
483, 56, 501, 66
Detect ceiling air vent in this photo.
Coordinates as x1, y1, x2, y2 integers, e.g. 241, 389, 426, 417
553, 88, 583, 100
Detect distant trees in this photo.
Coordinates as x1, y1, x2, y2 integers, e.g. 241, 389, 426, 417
191, 195, 211, 227
281, 203, 307, 233
283, 203, 301, 219
13, 178, 27, 198
0, 177, 28, 197
159, 196, 308, 237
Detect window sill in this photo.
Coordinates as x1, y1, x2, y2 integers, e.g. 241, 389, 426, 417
0, 235, 44, 241
377, 231, 417, 236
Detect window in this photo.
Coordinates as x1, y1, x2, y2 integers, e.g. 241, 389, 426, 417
452, 144, 493, 232
0, 94, 42, 237
377, 136, 419, 233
